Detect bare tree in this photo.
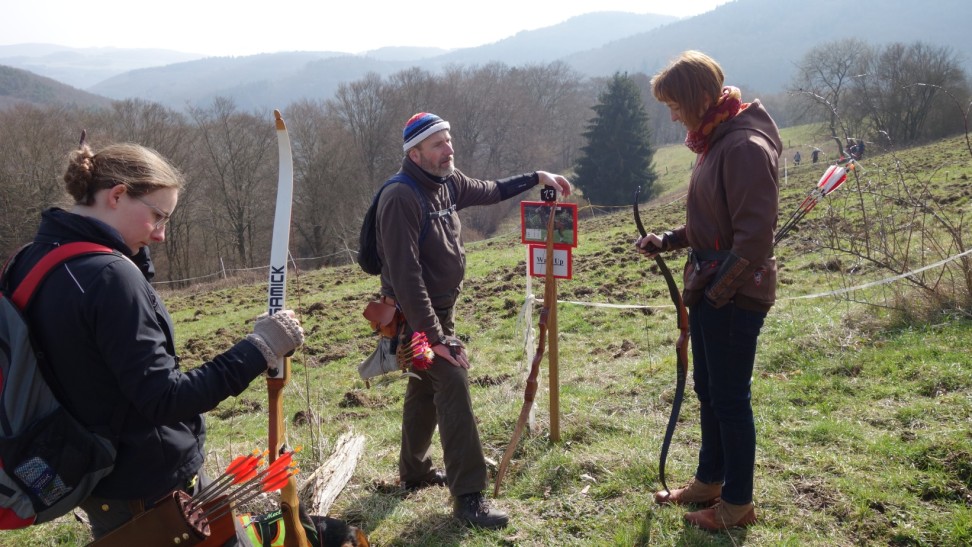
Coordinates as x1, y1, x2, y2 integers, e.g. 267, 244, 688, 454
513, 62, 589, 171
386, 67, 439, 127
329, 73, 398, 186
789, 38, 870, 139
286, 100, 362, 267
852, 42, 969, 145
0, 104, 81, 260
188, 98, 276, 268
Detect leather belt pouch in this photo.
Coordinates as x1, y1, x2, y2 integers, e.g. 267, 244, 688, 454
364, 300, 401, 338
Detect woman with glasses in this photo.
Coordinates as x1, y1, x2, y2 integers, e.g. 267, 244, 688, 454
1, 137, 305, 540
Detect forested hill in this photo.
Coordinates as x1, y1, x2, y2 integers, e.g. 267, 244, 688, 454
0, 65, 111, 109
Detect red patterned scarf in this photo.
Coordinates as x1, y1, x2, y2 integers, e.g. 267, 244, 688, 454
684, 86, 747, 154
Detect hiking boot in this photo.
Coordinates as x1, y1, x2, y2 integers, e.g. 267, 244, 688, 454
654, 477, 722, 506
402, 469, 447, 491
453, 492, 509, 529
684, 500, 757, 531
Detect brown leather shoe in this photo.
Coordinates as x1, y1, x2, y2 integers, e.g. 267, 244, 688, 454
654, 478, 722, 506
684, 501, 757, 530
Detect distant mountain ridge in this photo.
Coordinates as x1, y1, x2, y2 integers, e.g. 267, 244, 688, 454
85, 11, 677, 111
2, 0, 971, 112
565, 0, 972, 92
424, 12, 678, 67
0, 44, 205, 89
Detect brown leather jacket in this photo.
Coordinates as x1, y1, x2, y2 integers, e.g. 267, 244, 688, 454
668, 100, 782, 312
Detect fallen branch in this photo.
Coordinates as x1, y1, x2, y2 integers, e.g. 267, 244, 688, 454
299, 431, 365, 515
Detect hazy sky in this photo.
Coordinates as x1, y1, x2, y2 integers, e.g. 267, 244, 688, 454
2, 0, 733, 56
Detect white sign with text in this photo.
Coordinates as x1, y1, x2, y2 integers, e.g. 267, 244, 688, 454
528, 245, 572, 279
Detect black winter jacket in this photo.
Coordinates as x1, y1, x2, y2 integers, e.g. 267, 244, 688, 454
4, 208, 266, 501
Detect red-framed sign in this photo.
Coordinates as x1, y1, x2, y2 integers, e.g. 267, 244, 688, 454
520, 201, 578, 249
528, 245, 572, 279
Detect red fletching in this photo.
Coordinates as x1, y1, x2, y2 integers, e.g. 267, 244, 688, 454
225, 449, 262, 475
262, 469, 296, 493
265, 451, 293, 476
234, 464, 261, 484
409, 332, 434, 370
225, 455, 247, 474
262, 465, 293, 486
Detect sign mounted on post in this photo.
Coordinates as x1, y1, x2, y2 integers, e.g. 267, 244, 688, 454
528, 245, 572, 279
521, 202, 578, 248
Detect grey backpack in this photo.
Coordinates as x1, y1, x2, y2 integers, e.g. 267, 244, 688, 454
0, 242, 124, 528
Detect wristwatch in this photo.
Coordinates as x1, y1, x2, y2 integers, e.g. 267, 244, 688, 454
439, 335, 463, 358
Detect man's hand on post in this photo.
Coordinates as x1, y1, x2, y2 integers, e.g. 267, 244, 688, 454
537, 171, 572, 198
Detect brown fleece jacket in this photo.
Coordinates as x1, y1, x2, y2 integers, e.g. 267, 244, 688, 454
376, 157, 537, 342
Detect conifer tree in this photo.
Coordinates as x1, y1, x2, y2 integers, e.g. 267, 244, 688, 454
575, 72, 658, 206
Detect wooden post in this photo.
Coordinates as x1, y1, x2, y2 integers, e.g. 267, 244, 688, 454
544, 202, 560, 443
548, 274, 559, 442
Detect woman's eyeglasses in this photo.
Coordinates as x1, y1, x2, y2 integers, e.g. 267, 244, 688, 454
133, 196, 172, 229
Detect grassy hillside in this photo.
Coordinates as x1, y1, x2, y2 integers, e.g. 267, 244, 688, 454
12, 133, 972, 546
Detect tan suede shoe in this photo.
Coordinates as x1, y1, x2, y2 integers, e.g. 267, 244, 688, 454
653, 478, 722, 506
684, 500, 757, 530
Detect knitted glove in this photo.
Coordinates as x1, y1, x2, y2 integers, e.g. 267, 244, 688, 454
246, 311, 305, 366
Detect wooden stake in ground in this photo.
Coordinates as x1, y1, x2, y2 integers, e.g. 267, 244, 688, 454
494, 201, 559, 496
547, 211, 560, 443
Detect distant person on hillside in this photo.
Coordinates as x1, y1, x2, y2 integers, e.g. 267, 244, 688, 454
371, 112, 570, 529
811, 147, 821, 164
635, 50, 781, 531
1, 137, 306, 542
793, 150, 801, 165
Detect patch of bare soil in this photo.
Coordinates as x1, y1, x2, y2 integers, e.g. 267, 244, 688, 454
471, 373, 512, 387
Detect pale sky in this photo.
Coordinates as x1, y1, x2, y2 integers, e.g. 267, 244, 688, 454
1, 0, 733, 57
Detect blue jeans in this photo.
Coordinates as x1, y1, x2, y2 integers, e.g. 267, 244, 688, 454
689, 298, 766, 505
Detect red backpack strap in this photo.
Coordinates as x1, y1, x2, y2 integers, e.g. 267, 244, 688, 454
10, 242, 114, 309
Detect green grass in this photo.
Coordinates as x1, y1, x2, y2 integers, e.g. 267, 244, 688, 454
9, 130, 972, 546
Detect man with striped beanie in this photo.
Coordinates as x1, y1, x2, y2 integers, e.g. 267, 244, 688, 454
402, 112, 451, 155
370, 112, 571, 529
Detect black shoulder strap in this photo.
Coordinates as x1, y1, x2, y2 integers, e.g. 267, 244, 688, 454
381, 172, 456, 244
387, 173, 431, 243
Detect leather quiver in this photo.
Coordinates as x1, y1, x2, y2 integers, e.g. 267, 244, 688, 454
87, 490, 209, 547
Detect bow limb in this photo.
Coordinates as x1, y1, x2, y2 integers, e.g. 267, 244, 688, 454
266, 110, 309, 547
494, 201, 557, 497
634, 187, 689, 494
